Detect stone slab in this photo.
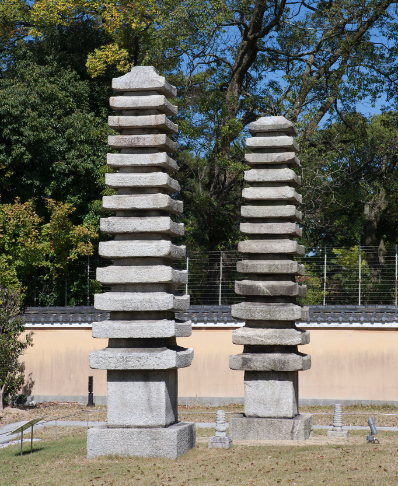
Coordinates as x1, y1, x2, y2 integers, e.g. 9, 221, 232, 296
245, 153, 300, 167
109, 114, 177, 133
208, 436, 233, 449
90, 346, 194, 370
229, 414, 312, 440
105, 173, 180, 191
241, 205, 301, 221
108, 134, 178, 152
240, 222, 302, 237
236, 260, 305, 275
97, 266, 187, 284
235, 280, 306, 298
107, 153, 178, 171
238, 239, 304, 256
106, 369, 177, 427
242, 187, 302, 204
232, 327, 310, 346
244, 168, 300, 185
231, 302, 309, 321
247, 136, 299, 152
92, 320, 192, 338
94, 292, 190, 312
327, 429, 348, 437
102, 194, 183, 213
244, 371, 298, 418
229, 352, 311, 372
248, 116, 298, 136
112, 66, 177, 97
100, 216, 184, 236
87, 421, 196, 459
99, 241, 185, 259
109, 95, 178, 115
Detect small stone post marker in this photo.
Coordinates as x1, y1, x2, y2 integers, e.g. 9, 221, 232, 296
208, 410, 233, 449
87, 66, 195, 459
229, 116, 313, 440
327, 404, 348, 437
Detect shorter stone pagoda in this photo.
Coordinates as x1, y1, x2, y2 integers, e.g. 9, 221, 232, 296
229, 116, 312, 440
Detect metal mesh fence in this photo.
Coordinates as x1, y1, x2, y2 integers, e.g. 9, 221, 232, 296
23, 246, 398, 307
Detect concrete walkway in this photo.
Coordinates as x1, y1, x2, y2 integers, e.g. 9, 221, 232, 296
2, 420, 398, 447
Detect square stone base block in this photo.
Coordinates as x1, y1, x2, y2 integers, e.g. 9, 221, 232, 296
327, 429, 348, 438
87, 422, 195, 459
230, 414, 312, 441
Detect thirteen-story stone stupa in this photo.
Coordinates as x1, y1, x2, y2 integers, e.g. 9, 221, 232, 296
87, 66, 195, 459
229, 116, 312, 440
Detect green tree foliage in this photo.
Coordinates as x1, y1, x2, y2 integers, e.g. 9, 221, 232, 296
1, 1, 398, 254
0, 287, 33, 409
0, 50, 110, 222
0, 198, 97, 302
300, 113, 398, 249
167, 0, 398, 249
0, 26, 114, 301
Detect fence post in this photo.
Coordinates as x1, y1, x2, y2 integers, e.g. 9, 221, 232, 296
395, 245, 397, 306
65, 268, 68, 307
358, 245, 361, 306
219, 253, 223, 306
185, 256, 189, 295
34, 276, 37, 307
323, 246, 327, 306
87, 255, 90, 306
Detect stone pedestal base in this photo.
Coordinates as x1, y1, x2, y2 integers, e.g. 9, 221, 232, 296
327, 429, 348, 438
230, 414, 313, 441
87, 422, 195, 459
208, 436, 233, 449
244, 371, 298, 418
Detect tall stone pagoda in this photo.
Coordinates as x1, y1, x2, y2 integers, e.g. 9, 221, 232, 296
229, 116, 312, 440
87, 66, 195, 458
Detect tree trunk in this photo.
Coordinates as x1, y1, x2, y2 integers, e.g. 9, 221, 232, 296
0, 383, 5, 410
362, 187, 387, 281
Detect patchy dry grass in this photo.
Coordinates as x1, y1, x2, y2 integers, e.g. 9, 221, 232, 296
2, 402, 398, 428
1, 427, 398, 486
0, 402, 106, 426
179, 403, 398, 428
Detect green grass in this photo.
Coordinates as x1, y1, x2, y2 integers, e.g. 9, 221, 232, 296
1, 427, 398, 485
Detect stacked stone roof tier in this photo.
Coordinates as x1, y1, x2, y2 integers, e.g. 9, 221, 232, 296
88, 67, 194, 452
230, 116, 311, 429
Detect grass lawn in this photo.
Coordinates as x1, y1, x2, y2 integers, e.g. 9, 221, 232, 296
1, 427, 398, 485
3, 402, 398, 428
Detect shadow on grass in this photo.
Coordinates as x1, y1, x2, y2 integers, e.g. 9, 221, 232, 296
13, 446, 44, 456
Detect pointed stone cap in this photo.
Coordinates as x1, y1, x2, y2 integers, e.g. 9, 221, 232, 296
249, 116, 298, 136
112, 66, 177, 98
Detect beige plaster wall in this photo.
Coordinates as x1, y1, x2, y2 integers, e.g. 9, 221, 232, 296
22, 327, 398, 403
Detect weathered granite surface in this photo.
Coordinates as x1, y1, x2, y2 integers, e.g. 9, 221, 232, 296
230, 116, 311, 440
87, 422, 196, 459
208, 410, 233, 449
230, 414, 313, 440
87, 66, 194, 458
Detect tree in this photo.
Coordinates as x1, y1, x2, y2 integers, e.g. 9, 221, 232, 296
2, 1, 398, 252
167, 0, 398, 249
0, 0, 157, 75
299, 113, 398, 278
0, 49, 111, 223
0, 198, 98, 304
0, 287, 33, 410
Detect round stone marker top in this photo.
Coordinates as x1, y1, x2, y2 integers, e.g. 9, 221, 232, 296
249, 116, 298, 136
112, 66, 177, 98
